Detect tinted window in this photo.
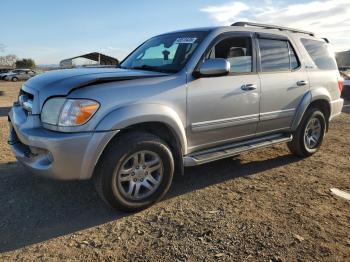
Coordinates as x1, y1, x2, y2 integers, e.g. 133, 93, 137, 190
259, 39, 290, 71
207, 37, 252, 73
300, 38, 337, 70
289, 43, 300, 70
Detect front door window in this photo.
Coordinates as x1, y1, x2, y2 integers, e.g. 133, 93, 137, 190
206, 36, 253, 73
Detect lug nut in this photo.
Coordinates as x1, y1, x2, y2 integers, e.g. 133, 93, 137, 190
140, 178, 144, 182
133, 178, 137, 182
142, 165, 146, 169
136, 166, 139, 169
131, 172, 135, 176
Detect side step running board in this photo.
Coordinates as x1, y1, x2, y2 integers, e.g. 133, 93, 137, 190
183, 134, 293, 166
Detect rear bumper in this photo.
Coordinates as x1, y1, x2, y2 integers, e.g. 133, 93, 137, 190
8, 105, 119, 180
330, 98, 344, 120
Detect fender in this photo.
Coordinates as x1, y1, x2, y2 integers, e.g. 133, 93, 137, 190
291, 88, 331, 131
95, 103, 188, 154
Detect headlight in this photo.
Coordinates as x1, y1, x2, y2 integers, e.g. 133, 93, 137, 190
41, 98, 99, 126
41, 98, 66, 125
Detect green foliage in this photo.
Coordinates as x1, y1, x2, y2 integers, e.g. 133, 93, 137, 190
16, 58, 36, 69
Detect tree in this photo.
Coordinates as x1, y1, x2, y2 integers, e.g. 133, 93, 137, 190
0, 54, 17, 67
15, 58, 36, 69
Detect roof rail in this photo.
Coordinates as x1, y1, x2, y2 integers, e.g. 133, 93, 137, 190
231, 21, 315, 36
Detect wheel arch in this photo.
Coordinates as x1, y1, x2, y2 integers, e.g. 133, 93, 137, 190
94, 104, 187, 176
119, 122, 184, 175
307, 100, 330, 130
291, 89, 331, 132
95, 104, 187, 152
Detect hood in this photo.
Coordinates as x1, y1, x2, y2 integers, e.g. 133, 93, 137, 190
25, 68, 168, 92
22, 68, 168, 114
22, 68, 169, 114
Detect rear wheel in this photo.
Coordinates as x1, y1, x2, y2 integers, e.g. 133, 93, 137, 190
288, 108, 326, 157
94, 132, 174, 211
12, 77, 18, 82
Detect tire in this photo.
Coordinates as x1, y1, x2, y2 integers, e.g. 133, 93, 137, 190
93, 132, 174, 211
288, 108, 326, 157
12, 77, 18, 82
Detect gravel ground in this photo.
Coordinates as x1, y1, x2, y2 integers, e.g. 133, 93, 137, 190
0, 81, 349, 261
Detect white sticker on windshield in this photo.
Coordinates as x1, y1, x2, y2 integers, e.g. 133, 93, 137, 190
174, 37, 197, 44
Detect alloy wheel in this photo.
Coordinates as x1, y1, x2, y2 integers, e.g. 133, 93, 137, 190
116, 150, 163, 201
304, 117, 322, 150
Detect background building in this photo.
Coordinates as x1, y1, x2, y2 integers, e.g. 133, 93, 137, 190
59, 52, 119, 68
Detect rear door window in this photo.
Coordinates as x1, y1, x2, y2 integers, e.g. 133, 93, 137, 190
300, 38, 337, 70
258, 38, 300, 72
289, 42, 300, 70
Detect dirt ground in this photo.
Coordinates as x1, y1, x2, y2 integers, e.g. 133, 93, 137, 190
0, 81, 349, 261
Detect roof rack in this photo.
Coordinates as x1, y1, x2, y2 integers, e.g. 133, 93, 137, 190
231, 21, 315, 36
322, 38, 329, 43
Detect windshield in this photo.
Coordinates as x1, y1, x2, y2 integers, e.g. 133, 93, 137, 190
121, 31, 209, 73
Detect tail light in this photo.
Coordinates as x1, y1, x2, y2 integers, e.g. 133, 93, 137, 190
338, 77, 344, 93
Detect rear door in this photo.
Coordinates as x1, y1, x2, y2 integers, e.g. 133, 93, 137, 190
256, 33, 309, 134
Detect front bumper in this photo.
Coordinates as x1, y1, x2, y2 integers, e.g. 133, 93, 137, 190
8, 105, 118, 180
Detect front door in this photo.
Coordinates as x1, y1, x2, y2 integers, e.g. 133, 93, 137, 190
187, 33, 260, 152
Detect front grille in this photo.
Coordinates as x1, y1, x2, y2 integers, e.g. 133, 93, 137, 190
18, 89, 34, 113
19, 89, 34, 100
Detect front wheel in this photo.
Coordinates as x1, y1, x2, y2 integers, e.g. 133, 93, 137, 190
94, 132, 174, 211
288, 108, 326, 157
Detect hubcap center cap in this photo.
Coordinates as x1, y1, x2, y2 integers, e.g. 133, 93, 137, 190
134, 169, 146, 179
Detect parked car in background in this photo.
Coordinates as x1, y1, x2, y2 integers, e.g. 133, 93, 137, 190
0, 68, 13, 79
3, 69, 36, 81
0, 68, 12, 74
339, 70, 350, 99
8, 22, 344, 211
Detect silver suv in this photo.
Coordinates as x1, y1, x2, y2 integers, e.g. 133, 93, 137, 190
3, 69, 36, 81
8, 22, 344, 211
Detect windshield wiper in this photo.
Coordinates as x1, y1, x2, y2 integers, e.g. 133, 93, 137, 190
130, 65, 172, 73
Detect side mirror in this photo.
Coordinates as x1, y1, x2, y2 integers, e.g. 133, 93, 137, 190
196, 58, 230, 77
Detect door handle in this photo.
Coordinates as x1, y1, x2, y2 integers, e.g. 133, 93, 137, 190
297, 80, 308, 86
241, 84, 257, 91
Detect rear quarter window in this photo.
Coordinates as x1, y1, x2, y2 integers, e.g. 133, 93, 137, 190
300, 38, 337, 70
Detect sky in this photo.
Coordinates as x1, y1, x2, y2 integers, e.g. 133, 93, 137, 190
0, 0, 349, 65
